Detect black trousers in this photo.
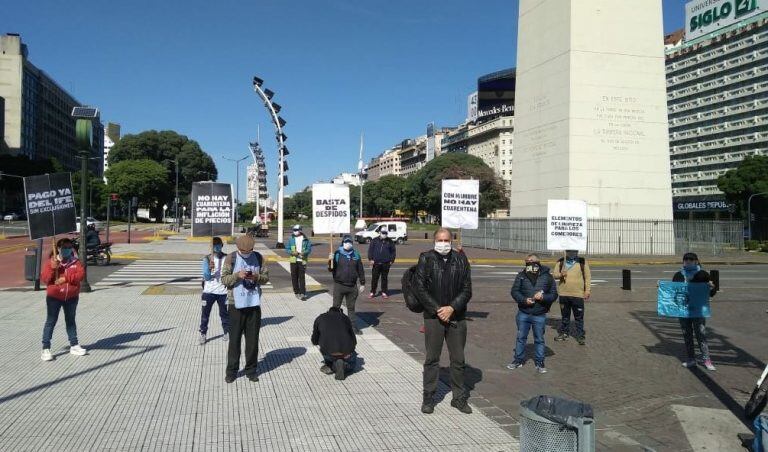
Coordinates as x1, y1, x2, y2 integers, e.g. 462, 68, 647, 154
558, 296, 585, 338
290, 262, 306, 295
423, 318, 466, 399
332, 282, 358, 321
226, 305, 262, 377
371, 263, 391, 293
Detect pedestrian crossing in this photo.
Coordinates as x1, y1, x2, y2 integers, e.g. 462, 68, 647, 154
93, 260, 274, 290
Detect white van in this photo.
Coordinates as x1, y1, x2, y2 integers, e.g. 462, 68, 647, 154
355, 221, 408, 244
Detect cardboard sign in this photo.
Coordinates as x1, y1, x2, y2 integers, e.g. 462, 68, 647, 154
24, 173, 77, 240
657, 282, 711, 318
191, 182, 234, 237
547, 199, 588, 251
441, 179, 479, 229
312, 183, 350, 234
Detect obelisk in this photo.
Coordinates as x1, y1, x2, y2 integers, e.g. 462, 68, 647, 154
510, 0, 673, 220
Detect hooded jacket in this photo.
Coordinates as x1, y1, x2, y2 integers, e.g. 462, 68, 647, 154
41, 257, 85, 301
329, 248, 365, 287
511, 265, 558, 316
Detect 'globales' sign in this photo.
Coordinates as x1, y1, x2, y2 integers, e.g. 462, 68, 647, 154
686, 0, 764, 41
674, 200, 734, 212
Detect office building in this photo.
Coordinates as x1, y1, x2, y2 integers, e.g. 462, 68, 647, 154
103, 122, 120, 181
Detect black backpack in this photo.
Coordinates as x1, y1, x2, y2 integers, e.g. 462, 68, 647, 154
401, 265, 424, 313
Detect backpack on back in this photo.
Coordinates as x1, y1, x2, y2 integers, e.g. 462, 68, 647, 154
401, 265, 424, 313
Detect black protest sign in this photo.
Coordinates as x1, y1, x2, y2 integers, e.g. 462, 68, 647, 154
191, 182, 234, 237
24, 173, 78, 240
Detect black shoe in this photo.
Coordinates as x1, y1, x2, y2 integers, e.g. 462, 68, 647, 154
554, 333, 568, 341
333, 359, 346, 380
421, 392, 435, 414
451, 397, 473, 414
320, 364, 333, 375
353, 326, 362, 335
577, 336, 586, 345
247, 374, 259, 382
301, 294, 307, 301
225, 375, 236, 384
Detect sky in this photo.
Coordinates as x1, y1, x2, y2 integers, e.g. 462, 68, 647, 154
4, 0, 688, 200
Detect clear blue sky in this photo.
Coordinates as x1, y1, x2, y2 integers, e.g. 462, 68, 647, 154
5, 0, 687, 199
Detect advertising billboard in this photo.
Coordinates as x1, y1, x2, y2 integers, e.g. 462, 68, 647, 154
686, 0, 765, 41
476, 68, 516, 123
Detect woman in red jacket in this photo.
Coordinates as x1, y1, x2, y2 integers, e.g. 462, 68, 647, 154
40, 238, 87, 361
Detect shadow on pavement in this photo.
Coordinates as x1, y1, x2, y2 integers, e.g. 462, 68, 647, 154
258, 346, 307, 375
356, 311, 384, 328
435, 364, 483, 403
86, 328, 175, 350
633, 310, 765, 429
261, 316, 293, 327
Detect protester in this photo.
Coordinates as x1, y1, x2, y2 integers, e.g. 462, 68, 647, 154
507, 254, 558, 374
85, 223, 101, 249
673, 252, 717, 371
199, 237, 230, 345
311, 306, 358, 380
552, 250, 591, 345
413, 228, 472, 415
328, 235, 365, 335
40, 237, 87, 361
367, 227, 396, 299
221, 235, 269, 383
286, 224, 312, 300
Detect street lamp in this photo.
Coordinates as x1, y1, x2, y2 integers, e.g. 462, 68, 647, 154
71, 106, 100, 293
747, 192, 768, 240
223, 154, 249, 221
252, 75, 289, 248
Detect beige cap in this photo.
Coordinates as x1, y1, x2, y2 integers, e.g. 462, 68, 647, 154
235, 235, 255, 252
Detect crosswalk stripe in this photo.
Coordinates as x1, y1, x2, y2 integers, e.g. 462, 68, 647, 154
93, 260, 273, 289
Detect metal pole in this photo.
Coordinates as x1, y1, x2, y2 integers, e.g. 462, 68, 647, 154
34, 237, 43, 291
175, 158, 179, 231
106, 197, 110, 243
79, 150, 91, 292
128, 198, 132, 244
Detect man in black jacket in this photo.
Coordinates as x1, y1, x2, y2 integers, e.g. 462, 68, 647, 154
311, 307, 357, 380
367, 228, 397, 299
672, 252, 717, 371
413, 228, 472, 415
507, 254, 558, 374
328, 235, 365, 335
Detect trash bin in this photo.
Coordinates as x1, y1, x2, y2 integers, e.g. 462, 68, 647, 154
519, 395, 595, 452
24, 248, 38, 281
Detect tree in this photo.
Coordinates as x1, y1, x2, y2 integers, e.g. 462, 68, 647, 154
72, 171, 108, 219
105, 160, 171, 219
718, 155, 768, 239
370, 175, 407, 217
404, 153, 507, 218
107, 130, 218, 210
283, 189, 312, 220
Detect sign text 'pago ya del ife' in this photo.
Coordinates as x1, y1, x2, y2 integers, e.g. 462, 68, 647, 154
24, 173, 78, 240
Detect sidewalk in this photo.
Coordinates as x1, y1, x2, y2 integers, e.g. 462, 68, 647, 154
0, 273, 518, 450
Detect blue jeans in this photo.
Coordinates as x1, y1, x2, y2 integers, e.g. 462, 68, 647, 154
200, 293, 229, 335
513, 311, 546, 366
323, 352, 357, 371
42, 296, 79, 349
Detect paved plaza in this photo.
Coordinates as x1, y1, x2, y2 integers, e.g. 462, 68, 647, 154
0, 245, 519, 451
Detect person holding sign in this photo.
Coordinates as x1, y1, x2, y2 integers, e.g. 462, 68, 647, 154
672, 252, 717, 371
552, 250, 591, 345
286, 224, 312, 300
413, 228, 473, 415
507, 254, 558, 374
40, 238, 87, 361
199, 237, 230, 345
328, 236, 365, 335
220, 235, 269, 383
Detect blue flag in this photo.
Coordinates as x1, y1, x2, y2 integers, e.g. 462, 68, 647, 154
657, 281, 711, 318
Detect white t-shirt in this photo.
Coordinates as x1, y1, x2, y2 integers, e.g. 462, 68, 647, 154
295, 236, 304, 261
203, 255, 227, 295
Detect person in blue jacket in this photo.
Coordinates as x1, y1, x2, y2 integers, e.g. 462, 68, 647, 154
507, 254, 558, 374
367, 228, 396, 299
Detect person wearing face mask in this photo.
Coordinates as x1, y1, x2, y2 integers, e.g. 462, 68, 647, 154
672, 252, 717, 371
507, 254, 558, 374
367, 227, 396, 299
413, 228, 473, 415
328, 236, 366, 335
286, 224, 312, 300
40, 238, 87, 361
552, 250, 591, 345
198, 237, 230, 345
220, 235, 269, 383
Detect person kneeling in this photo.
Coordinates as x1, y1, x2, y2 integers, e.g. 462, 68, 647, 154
311, 307, 357, 380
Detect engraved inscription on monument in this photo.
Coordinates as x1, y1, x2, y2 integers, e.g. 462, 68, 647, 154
592, 95, 647, 152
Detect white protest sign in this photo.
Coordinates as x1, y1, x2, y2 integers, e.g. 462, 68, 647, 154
547, 199, 588, 251
441, 179, 480, 229
312, 183, 350, 234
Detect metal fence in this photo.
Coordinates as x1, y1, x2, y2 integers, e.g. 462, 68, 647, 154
462, 218, 744, 256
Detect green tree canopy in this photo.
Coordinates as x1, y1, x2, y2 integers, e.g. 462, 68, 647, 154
283, 188, 312, 220
404, 153, 507, 218
105, 160, 171, 214
717, 155, 768, 216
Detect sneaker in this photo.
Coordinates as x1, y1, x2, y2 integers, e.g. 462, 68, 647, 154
554, 333, 569, 342
247, 374, 259, 382
576, 336, 586, 346
294, 293, 302, 300
41, 349, 53, 361
506, 361, 524, 370
320, 364, 334, 375
681, 360, 696, 368
222, 333, 229, 342
224, 375, 236, 384
69, 345, 87, 356
450, 397, 473, 414
421, 392, 435, 414
703, 359, 716, 371
381, 292, 389, 299
333, 359, 346, 380
198, 333, 206, 345
368, 292, 375, 299
536, 365, 548, 374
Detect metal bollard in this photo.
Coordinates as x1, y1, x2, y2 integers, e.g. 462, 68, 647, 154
621, 269, 631, 291
424, 232, 428, 239
710, 269, 720, 293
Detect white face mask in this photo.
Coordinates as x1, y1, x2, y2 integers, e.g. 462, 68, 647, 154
434, 242, 451, 255
380, 233, 388, 239
293, 231, 301, 236
343, 243, 353, 251
239, 251, 253, 259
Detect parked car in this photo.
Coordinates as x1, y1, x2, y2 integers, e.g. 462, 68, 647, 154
3, 212, 20, 221
355, 221, 408, 244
